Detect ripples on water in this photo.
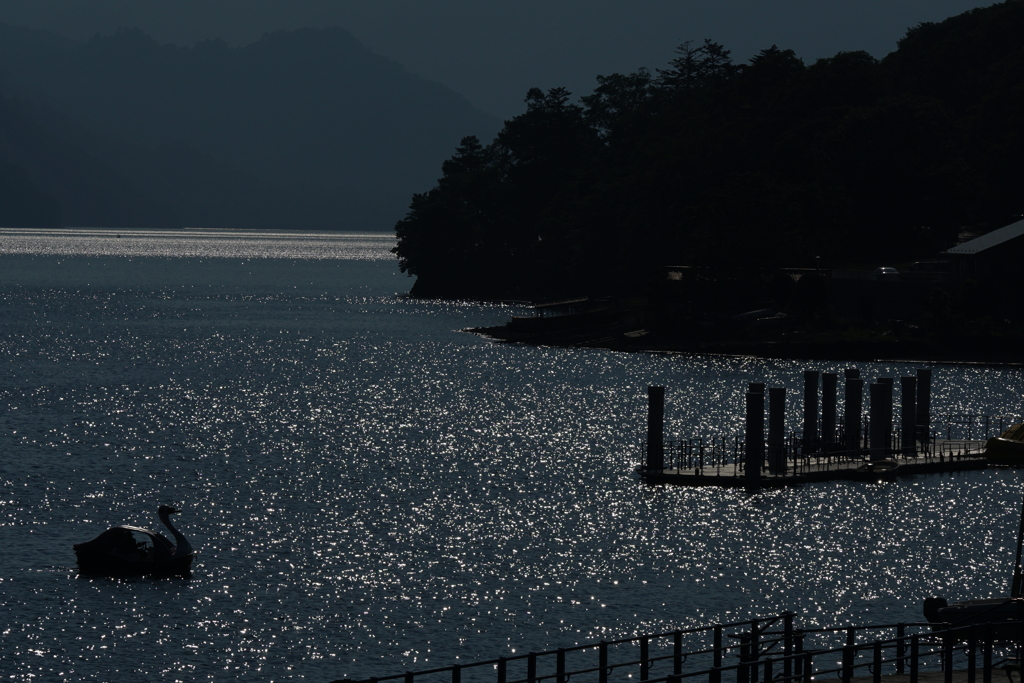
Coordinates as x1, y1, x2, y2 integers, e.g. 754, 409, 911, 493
1, 229, 1023, 682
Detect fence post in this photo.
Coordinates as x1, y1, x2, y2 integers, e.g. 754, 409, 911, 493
968, 626, 977, 683
738, 634, 751, 683
783, 612, 794, 681
983, 623, 992, 683
452, 665, 461, 683
714, 625, 724, 669
794, 630, 805, 680
557, 648, 566, 683
598, 644, 607, 683
873, 641, 882, 683
674, 630, 683, 676
640, 636, 649, 682
406, 672, 415, 683
498, 658, 506, 683
896, 623, 906, 676
910, 634, 919, 683
842, 643, 855, 683
943, 632, 954, 683
751, 619, 761, 683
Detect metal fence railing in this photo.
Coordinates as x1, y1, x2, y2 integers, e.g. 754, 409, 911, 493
336, 613, 1024, 683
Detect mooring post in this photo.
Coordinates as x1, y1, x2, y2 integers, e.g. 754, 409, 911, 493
768, 388, 786, 475
916, 368, 932, 449
844, 377, 863, 454
869, 382, 893, 461
646, 386, 665, 472
878, 378, 894, 457
822, 373, 837, 450
901, 376, 918, 457
803, 371, 819, 455
746, 390, 764, 483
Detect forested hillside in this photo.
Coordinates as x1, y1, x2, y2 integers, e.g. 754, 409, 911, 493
0, 24, 497, 228
394, 1, 1024, 299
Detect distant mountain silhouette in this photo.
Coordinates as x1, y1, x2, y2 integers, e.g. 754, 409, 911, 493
0, 0, 998, 121
0, 90, 179, 227
0, 0, 338, 50
0, 22, 498, 228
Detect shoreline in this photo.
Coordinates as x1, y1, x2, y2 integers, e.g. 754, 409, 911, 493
467, 326, 1024, 367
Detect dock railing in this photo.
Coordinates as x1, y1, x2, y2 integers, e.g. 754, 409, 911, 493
335, 613, 1024, 683
644, 413, 1019, 479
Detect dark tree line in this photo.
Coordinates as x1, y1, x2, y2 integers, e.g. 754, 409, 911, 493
394, 1, 1024, 300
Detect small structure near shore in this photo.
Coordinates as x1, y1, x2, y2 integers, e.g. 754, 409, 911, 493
640, 369, 1017, 488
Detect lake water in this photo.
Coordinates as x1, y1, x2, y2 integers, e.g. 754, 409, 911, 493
1, 228, 1023, 683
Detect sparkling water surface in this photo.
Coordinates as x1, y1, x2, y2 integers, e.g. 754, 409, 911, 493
1, 229, 1023, 683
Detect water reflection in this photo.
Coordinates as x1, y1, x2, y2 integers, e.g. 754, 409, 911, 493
0, 231, 1022, 681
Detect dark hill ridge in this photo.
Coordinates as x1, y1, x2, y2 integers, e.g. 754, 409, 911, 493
393, 0, 1024, 301
0, 23, 498, 228
0, 92, 177, 227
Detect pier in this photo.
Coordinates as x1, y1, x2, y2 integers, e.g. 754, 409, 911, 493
640, 369, 1019, 488
642, 446, 989, 487
337, 612, 1024, 683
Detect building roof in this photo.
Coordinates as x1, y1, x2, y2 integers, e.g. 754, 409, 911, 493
945, 218, 1024, 255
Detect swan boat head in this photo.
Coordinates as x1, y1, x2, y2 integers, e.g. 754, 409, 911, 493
74, 505, 195, 576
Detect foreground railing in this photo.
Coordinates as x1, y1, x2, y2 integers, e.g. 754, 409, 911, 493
334, 613, 1024, 683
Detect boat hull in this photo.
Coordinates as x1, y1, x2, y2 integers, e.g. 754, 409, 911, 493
985, 424, 1024, 465
73, 508, 195, 577
926, 597, 1024, 640
986, 437, 1024, 465
851, 459, 901, 481
75, 551, 194, 577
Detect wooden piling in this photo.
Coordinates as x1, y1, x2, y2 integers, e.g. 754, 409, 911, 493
768, 388, 786, 475
917, 369, 932, 447
803, 371, 819, 454
822, 373, 838, 449
901, 376, 918, 457
647, 386, 665, 472
745, 391, 764, 483
845, 377, 863, 453
869, 382, 893, 461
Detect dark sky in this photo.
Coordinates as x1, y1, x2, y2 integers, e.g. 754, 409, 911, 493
0, 0, 997, 119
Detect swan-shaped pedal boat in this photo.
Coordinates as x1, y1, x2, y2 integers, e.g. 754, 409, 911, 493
74, 505, 195, 576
